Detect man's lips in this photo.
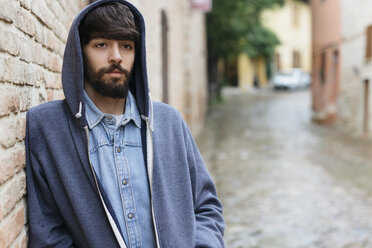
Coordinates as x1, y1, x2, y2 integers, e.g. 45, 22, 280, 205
106, 69, 124, 77
108, 69, 124, 74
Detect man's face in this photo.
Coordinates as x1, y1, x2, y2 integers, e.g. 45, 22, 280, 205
83, 38, 135, 98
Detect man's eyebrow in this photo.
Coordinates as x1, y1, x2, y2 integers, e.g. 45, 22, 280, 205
90, 37, 107, 40
90, 37, 135, 42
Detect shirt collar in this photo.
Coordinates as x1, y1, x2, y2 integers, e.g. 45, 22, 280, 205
84, 91, 142, 129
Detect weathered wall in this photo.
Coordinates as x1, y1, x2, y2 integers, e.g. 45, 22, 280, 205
338, 0, 372, 135
127, 0, 208, 134
310, 0, 341, 124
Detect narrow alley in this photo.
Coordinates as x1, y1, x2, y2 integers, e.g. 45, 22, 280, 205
197, 88, 372, 248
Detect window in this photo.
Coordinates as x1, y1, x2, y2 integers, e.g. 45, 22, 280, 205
320, 52, 326, 84
364, 79, 370, 134
161, 10, 169, 103
275, 53, 281, 71
293, 50, 301, 68
333, 50, 339, 64
366, 25, 372, 60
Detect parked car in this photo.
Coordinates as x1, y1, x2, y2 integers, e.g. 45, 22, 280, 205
271, 68, 311, 90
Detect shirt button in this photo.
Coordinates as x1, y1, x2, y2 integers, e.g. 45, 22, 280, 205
128, 213, 134, 219
122, 179, 128, 185
116, 147, 121, 153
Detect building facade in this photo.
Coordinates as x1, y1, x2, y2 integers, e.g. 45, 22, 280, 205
0, 0, 209, 247
263, 0, 312, 74
310, 0, 341, 124
238, 0, 312, 91
338, 0, 372, 135
127, 0, 209, 135
238, 54, 268, 90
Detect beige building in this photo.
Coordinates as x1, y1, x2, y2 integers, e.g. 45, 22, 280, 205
264, 0, 312, 73
238, 55, 268, 90
238, 0, 312, 91
0, 0, 208, 247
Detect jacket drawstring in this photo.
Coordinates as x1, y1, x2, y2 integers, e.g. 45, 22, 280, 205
148, 93, 154, 131
141, 92, 154, 131
75, 101, 82, 119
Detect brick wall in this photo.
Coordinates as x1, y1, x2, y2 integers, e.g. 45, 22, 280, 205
0, 1, 88, 247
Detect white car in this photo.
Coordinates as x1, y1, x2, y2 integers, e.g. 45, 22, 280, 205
271, 68, 311, 90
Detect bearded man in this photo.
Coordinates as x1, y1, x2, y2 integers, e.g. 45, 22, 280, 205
26, 1, 225, 247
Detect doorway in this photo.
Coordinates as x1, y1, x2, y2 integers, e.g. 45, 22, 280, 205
161, 10, 169, 103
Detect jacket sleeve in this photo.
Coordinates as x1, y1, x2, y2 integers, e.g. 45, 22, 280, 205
183, 121, 225, 248
26, 111, 75, 248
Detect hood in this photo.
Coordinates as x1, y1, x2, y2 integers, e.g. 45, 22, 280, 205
62, 0, 149, 125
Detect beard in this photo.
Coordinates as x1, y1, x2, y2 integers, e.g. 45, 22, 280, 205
84, 62, 131, 99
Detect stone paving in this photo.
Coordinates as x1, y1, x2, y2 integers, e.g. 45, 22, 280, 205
197, 88, 372, 248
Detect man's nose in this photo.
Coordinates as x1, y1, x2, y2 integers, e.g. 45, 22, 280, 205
109, 45, 123, 64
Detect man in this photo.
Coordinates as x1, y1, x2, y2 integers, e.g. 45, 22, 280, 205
26, 0, 225, 247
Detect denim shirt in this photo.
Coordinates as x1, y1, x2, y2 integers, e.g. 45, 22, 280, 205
84, 91, 156, 248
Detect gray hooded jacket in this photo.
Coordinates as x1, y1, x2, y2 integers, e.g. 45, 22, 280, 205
26, 0, 225, 247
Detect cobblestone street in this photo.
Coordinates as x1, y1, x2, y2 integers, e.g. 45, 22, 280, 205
197, 88, 372, 248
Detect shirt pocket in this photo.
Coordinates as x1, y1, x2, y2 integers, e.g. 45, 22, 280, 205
89, 140, 112, 154
123, 124, 142, 147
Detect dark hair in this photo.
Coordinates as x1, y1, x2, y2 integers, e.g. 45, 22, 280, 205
79, 3, 139, 46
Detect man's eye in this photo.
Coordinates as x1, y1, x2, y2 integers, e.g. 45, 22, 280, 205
122, 44, 133, 50
96, 43, 106, 48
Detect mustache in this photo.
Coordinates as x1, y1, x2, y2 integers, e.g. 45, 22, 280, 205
98, 64, 130, 77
